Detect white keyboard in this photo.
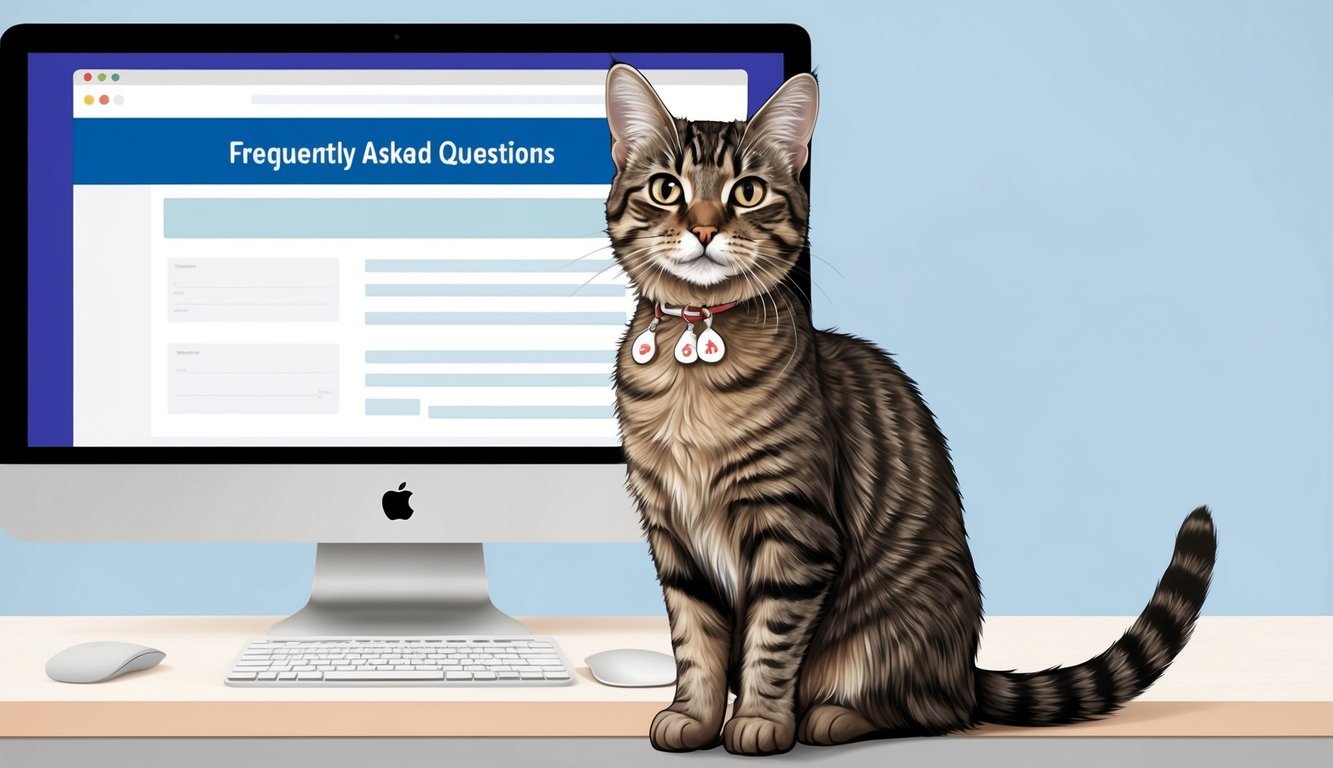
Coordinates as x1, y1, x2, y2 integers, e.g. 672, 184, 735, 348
224, 636, 573, 687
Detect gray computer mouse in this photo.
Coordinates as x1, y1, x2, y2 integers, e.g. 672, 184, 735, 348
46, 641, 166, 684
585, 648, 676, 688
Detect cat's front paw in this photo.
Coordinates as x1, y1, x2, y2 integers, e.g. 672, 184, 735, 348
723, 715, 796, 756
650, 709, 721, 752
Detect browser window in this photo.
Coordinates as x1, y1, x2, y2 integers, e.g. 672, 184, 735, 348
64, 66, 749, 447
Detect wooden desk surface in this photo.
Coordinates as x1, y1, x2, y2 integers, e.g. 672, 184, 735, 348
2, 616, 1329, 737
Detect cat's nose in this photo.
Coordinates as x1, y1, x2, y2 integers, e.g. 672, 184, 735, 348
692, 226, 719, 245
686, 200, 724, 245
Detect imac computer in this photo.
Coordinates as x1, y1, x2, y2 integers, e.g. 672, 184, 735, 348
1, 24, 812, 637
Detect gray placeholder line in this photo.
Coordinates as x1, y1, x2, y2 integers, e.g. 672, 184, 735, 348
367, 373, 610, 387
365, 283, 627, 297
165, 198, 607, 239
365, 259, 615, 273
365, 350, 611, 364
427, 405, 614, 419
252, 94, 604, 105
365, 399, 422, 416
365, 312, 626, 325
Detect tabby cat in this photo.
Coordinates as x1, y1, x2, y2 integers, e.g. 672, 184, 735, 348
604, 63, 1216, 756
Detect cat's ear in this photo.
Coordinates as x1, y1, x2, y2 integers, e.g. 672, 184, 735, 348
742, 73, 819, 174
605, 63, 681, 173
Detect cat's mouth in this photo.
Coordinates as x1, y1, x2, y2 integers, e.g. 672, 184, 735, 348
662, 252, 733, 286
675, 252, 727, 267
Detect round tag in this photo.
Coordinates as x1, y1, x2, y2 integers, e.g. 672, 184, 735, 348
632, 326, 657, 365
674, 324, 699, 364
698, 317, 726, 363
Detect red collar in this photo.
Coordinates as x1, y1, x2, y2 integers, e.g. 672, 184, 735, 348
653, 302, 738, 323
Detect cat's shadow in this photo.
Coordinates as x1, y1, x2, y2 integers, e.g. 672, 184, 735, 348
653, 736, 935, 762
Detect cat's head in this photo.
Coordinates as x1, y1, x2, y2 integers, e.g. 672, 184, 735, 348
604, 64, 818, 307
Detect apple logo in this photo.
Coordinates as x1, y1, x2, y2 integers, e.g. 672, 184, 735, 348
382, 482, 414, 520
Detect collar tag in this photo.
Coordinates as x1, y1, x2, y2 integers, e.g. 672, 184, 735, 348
698, 315, 726, 363
674, 322, 699, 364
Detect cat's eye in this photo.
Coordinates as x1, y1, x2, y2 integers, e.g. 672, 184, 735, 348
648, 174, 683, 205
729, 177, 767, 208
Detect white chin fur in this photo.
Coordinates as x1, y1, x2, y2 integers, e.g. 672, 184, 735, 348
663, 234, 734, 286
669, 258, 732, 286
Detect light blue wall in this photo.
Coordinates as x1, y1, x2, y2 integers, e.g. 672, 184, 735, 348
2, 1, 1329, 616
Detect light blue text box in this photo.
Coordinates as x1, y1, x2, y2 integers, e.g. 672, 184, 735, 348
164, 198, 607, 239
428, 406, 614, 419
365, 312, 626, 325
365, 259, 613, 273
366, 283, 626, 297
366, 350, 612, 364
367, 373, 610, 387
364, 399, 421, 416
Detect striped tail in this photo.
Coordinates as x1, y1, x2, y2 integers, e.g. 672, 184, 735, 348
975, 506, 1217, 726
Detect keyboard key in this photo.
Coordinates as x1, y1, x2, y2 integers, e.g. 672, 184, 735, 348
227, 672, 257, 681
298, 672, 323, 681
325, 671, 444, 681
446, 671, 472, 681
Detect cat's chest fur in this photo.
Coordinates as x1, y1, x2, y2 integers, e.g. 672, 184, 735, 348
616, 316, 800, 603
621, 361, 747, 601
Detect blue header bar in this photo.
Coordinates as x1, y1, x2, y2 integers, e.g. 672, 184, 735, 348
74, 118, 615, 185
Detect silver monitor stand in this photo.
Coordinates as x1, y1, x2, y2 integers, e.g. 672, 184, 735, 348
269, 543, 528, 636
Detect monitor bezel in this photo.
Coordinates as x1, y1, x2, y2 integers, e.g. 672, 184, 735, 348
2, 23, 813, 465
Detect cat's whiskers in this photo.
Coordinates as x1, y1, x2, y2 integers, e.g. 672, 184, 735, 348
734, 233, 850, 285
736, 263, 771, 328
751, 274, 804, 380
734, 248, 803, 312
563, 233, 670, 270
566, 244, 658, 298
747, 259, 790, 331
740, 260, 779, 329
744, 247, 832, 307
742, 258, 805, 377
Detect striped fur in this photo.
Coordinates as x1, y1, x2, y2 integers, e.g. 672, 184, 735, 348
604, 64, 1216, 756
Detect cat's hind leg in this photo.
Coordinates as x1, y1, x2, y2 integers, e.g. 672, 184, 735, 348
794, 641, 882, 745
797, 617, 978, 744
797, 704, 881, 746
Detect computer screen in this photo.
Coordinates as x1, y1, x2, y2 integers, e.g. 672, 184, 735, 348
23, 51, 788, 450
4, 27, 808, 555
5, 27, 809, 630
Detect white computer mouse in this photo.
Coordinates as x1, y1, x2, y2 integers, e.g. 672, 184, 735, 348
585, 648, 676, 688
46, 641, 166, 684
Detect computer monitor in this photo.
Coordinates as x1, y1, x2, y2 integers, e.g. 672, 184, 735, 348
1, 24, 812, 635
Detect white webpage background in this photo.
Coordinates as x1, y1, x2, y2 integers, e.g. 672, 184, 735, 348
71, 69, 748, 447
